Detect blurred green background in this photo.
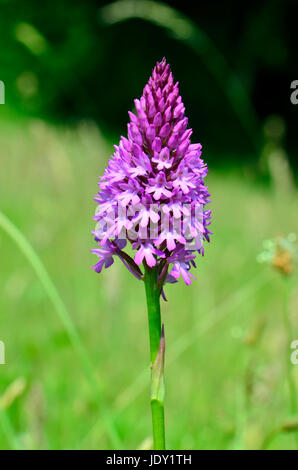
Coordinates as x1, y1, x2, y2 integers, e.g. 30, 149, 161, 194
0, 0, 298, 450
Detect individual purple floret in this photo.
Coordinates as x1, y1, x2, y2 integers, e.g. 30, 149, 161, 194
92, 58, 211, 291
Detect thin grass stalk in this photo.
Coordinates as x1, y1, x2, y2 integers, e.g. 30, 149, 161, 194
0, 210, 121, 448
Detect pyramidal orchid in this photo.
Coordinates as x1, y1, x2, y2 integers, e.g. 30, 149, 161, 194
91, 58, 212, 449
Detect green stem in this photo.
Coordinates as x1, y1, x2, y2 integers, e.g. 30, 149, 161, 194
151, 400, 165, 449
143, 264, 166, 450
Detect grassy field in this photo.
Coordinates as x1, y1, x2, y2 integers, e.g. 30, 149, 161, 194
0, 116, 297, 449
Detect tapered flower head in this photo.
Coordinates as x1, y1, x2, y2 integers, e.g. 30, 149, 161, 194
92, 58, 212, 291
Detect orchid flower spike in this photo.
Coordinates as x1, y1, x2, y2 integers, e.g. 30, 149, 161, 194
92, 58, 212, 293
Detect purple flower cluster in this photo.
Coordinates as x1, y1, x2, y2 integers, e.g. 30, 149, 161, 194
92, 58, 211, 290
